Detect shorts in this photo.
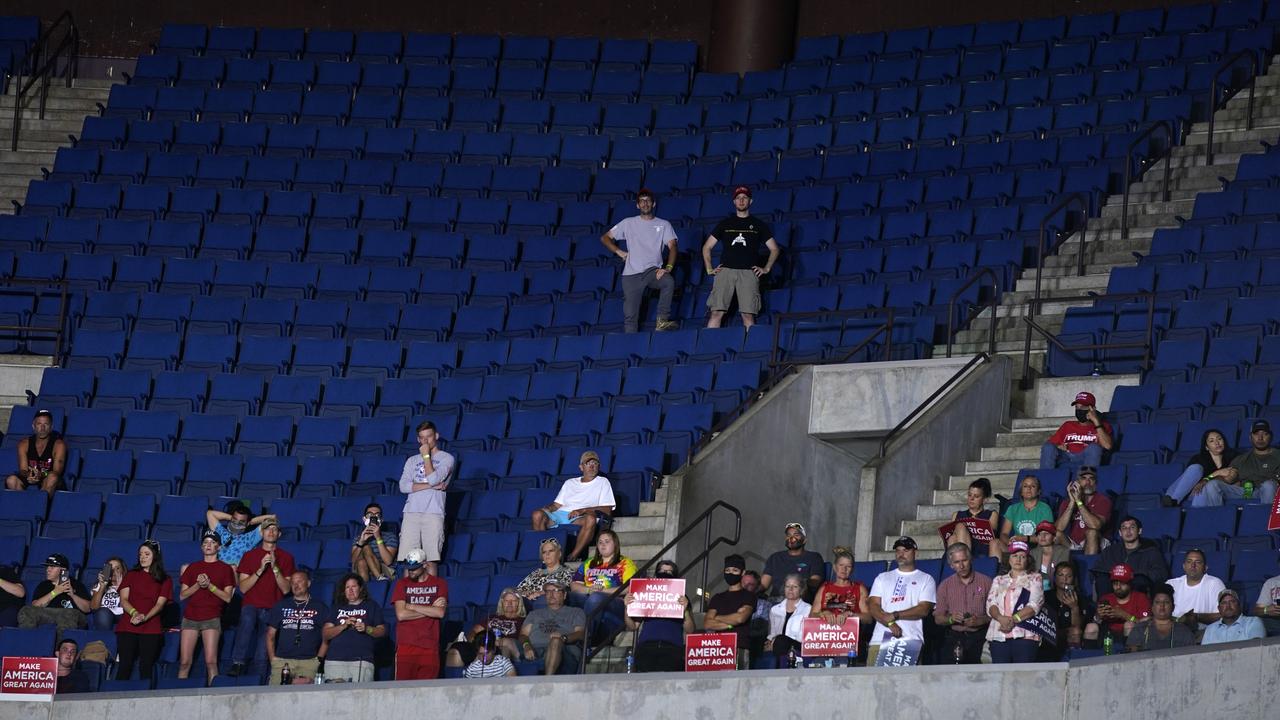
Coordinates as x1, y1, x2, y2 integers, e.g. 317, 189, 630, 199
324, 659, 374, 683
545, 509, 574, 528
707, 268, 761, 314
395, 647, 441, 680
181, 617, 222, 632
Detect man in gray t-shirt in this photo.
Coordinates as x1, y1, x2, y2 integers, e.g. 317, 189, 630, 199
520, 581, 587, 674
600, 188, 680, 333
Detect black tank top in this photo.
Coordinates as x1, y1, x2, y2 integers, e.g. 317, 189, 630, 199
26, 432, 59, 477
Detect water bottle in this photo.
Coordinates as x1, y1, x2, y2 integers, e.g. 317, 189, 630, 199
625, 649, 634, 674
1102, 634, 1113, 656
280, 663, 292, 685
847, 648, 857, 668
787, 648, 797, 669
313, 659, 325, 684
953, 641, 963, 664
1243, 481, 1254, 500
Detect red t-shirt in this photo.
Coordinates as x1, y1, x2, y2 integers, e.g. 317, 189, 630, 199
1048, 420, 1112, 454
1056, 492, 1113, 545
819, 581, 866, 614
238, 547, 296, 609
1099, 591, 1151, 635
116, 570, 174, 635
391, 575, 449, 651
181, 560, 236, 621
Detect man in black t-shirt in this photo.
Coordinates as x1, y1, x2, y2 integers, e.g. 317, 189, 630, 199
759, 523, 826, 604
55, 639, 90, 694
702, 185, 781, 329
0, 563, 26, 627
18, 553, 89, 633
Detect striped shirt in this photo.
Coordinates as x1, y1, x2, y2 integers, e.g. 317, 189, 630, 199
463, 655, 515, 678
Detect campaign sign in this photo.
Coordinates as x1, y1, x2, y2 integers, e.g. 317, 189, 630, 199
685, 633, 737, 672
1268, 491, 1280, 531
800, 617, 859, 657
627, 578, 686, 619
938, 517, 996, 546
0, 657, 56, 701
873, 638, 923, 667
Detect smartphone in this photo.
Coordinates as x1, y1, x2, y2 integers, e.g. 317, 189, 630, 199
1064, 585, 1073, 592
59, 570, 68, 584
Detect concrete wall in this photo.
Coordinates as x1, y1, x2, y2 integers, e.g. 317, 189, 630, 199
1027, 373, 1140, 417
16, 639, 1277, 720
854, 356, 1012, 557
808, 357, 979, 438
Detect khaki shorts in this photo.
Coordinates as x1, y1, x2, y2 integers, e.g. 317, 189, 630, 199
269, 656, 320, 685
707, 268, 761, 314
181, 617, 222, 632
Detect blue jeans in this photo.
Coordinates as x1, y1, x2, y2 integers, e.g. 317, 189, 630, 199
1200, 478, 1279, 506
1040, 443, 1103, 471
989, 638, 1039, 663
91, 608, 118, 632
570, 590, 625, 644
231, 606, 272, 679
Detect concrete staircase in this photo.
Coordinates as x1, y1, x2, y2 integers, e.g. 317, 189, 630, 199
874, 57, 1280, 561
0, 77, 111, 212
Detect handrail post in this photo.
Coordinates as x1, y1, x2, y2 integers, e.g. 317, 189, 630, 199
1206, 50, 1260, 166
945, 267, 998, 359
10, 12, 79, 152
1023, 193, 1087, 389
1120, 121, 1173, 240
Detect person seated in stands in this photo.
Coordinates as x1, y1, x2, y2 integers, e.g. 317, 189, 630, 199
1206, 419, 1280, 507
1089, 564, 1150, 647
229, 517, 295, 679
18, 553, 89, 633
1000, 475, 1054, 548
266, 569, 327, 685
765, 573, 811, 668
515, 537, 576, 608
0, 561, 26, 628
1040, 392, 1113, 471
177, 531, 235, 685
88, 556, 126, 632
1201, 588, 1265, 645
946, 478, 1004, 559
1054, 466, 1111, 555
984, 541, 1043, 664
351, 501, 398, 582
1031, 521, 1071, 591
1127, 584, 1196, 652
740, 569, 771, 658
4, 409, 67, 496
54, 638, 90, 694
205, 501, 277, 567
703, 554, 757, 668
463, 628, 517, 678
867, 537, 937, 666
1096, 516, 1169, 596
531, 451, 616, 561
1039, 561, 1091, 661
519, 580, 586, 675
933, 543, 992, 665
623, 560, 694, 673
1163, 428, 1238, 507
570, 529, 636, 645
392, 549, 449, 681
1255, 562, 1280, 636
810, 547, 869, 629
446, 587, 525, 669
760, 522, 826, 603
1169, 548, 1226, 630
115, 540, 172, 684
322, 573, 387, 683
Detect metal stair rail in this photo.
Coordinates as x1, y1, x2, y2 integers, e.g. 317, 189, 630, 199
1205, 49, 1260, 166
10, 11, 80, 152
1120, 120, 1175, 239
0, 278, 70, 359
1019, 290, 1159, 391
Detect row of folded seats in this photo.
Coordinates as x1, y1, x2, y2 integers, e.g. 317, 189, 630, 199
1108, 377, 1280, 424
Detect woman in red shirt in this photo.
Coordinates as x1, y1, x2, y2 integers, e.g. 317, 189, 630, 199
116, 540, 173, 682
810, 547, 870, 628
178, 530, 236, 685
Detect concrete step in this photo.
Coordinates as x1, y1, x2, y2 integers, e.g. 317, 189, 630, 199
0, 127, 78, 144
1012, 416, 1074, 433
978, 444, 1041, 462
993, 430, 1056, 448
0, 96, 107, 112
964, 457, 1042, 473
613, 530, 665, 548
934, 339, 1046, 355
612, 514, 665, 533
1012, 272, 1111, 293
954, 325, 1058, 344
1098, 198, 1193, 218
989, 299, 1092, 318
638, 500, 664, 517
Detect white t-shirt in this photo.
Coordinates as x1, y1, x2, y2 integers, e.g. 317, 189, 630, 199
553, 476, 616, 513
609, 215, 677, 276
1169, 574, 1227, 618
868, 569, 938, 643
92, 582, 122, 615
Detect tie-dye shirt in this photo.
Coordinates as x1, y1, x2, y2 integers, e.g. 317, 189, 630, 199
572, 555, 637, 591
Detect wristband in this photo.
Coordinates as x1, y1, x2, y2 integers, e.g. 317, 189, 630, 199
376, 539, 385, 546
887, 620, 897, 627
1012, 612, 1021, 622
1075, 501, 1084, 508
1128, 615, 1136, 623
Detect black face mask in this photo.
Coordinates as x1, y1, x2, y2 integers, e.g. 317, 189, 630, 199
655, 571, 675, 579
1075, 409, 1091, 422
724, 572, 742, 586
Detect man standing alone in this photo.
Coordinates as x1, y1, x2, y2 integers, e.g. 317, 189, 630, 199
600, 189, 679, 333
703, 186, 780, 329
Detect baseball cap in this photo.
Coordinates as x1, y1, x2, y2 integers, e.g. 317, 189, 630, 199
1008, 540, 1029, 555
33, 409, 53, 420
784, 522, 806, 537
404, 548, 427, 569
732, 185, 752, 198
636, 188, 655, 200
1035, 521, 1058, 536
1072, 391, 1096, 407
1251, 419, 1272, 434
260, 516, 279, 530
45, 553, 70, 569
892, 536, 917, 551
1218, 588, 1241, 603
723, 553, 746, 571
543, 578, 568, 590
579, 450, 600, 465
1110, 564, 1134, 582
201, 529, 221, 544
1077, 466, 1097, 477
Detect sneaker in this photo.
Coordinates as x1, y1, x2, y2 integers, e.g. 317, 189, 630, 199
1159, 495, 1178, 508
227, 662, 244, 677
654, 319, 679, 331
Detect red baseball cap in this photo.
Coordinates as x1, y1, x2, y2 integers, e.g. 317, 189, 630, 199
1110, 564, 1134, 582
732, 185, 752, 198
1072, 391, 1096, 407
1035, 521, 1057, 536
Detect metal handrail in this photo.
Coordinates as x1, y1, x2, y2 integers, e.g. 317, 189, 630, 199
0, 278, 71, 361
577, 500, 742, 673
1120, 120, 1174, 239
877, 352, 990, 458
1018, 290, 1158, 390
1019, 192, 1089, 387
767, 307, 898, 367
10, 11, 80, 152
1205, 49, 1259, 166
944, 267, 998, 359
